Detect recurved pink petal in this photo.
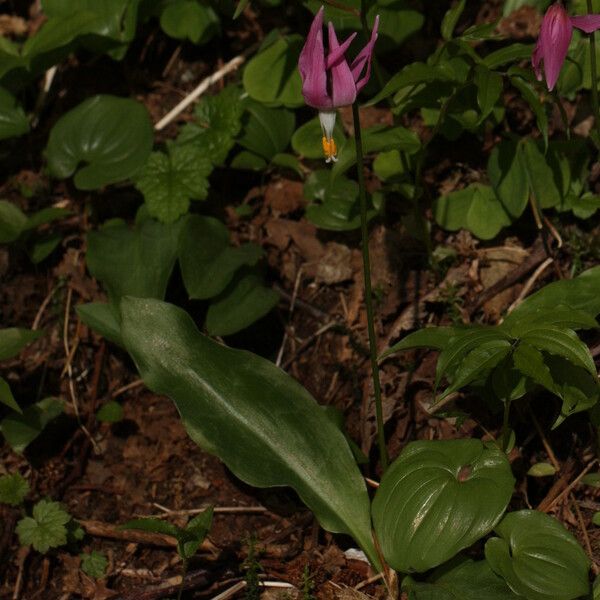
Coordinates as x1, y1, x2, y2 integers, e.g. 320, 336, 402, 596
570, 14, 600, 32
539, 3, 572, 90
327, 21, 357, 107
299, 7, 331, 109
351, 14, 379, 93
326, 32, 357, 69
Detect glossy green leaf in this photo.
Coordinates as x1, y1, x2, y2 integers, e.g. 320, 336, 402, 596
135, 145, 212, 223
178, 215, 262, 300
523, 137, 563, 207
511, 78, 548, 148
29, 234, 62, 264
120, 297, 378, 566
372, 439, 514, 573
46, 95, 153, 190
160, 0, 219, 44
503, 266, 600, 326
441, 0, 466, 40
487, 140, 528, 218
485, 510, 590, 600
0, 87, 28, 140
381, 327, 457, 360
0, 328, 43, 361
243, 34, 303, 108
86, 218, 180, 305
180, 506, 213, 559
0, 397, 64, 454
369, 0, 423, 53
238, 100, 295, 160
438, 339, 512, 401
0, 200, 28, 243
76, 303, 122, 345
24, 207, 72, 231
483, 43, 534, 70
402, 557, 521, 599
520, 326, 597, 377
206, 271, 279, 336
121, 517, 179, 537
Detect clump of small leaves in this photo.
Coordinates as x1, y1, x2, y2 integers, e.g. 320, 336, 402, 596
80, 550, 108, 579
301, 564, 316, 600
243, 534, 262, 600
16, 499, 71, 553
0, 472, 29, 506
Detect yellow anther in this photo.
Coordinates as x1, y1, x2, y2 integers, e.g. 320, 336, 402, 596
321, 136, 337, 162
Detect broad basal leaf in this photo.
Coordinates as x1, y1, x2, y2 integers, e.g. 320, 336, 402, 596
0, 87, 29, 140
487, 140, 528, 218
160, 0, 219, 44
0, 200, 28, 243
485, 510, 590, 600
135, 144, 212, 223
402, 556, 521, 599
120, 297, 378, 566
372, 439, 514, 573
46, 95, 153, 190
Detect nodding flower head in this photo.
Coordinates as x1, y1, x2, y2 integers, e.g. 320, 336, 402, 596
298, 7, 379, 162
533, 2, 600, 91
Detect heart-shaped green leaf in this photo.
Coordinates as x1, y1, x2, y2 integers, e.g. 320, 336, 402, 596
487, 140, 528, 219
485, 510, 590, 600
160, 0, 219, 44
372, 439, 514, 573
46, 95, 153, 190
120, 297, 378, 567
243, 34, 303, 108
178, 215, 262, 300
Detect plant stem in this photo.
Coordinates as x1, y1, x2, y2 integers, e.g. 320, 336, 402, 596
352, 102, 388, 472
501, 399, 511, 453
587, 0, 600, 140
177, 558, 188, 600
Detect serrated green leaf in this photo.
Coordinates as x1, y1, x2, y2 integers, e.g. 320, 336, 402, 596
46, 95, 153, 190
373, 439, 514, 573
80, 551, 108, 579
0, 473, 29, 506
16, 499, 71, 553
485, 510, 590, 600
0, 397, 64, 453
380, 327, 457, 360
177, 85, 243, 165
120, 297, 378, 567
135, 145, 212, 223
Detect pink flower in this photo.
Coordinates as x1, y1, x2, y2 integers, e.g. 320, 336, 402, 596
532, 2, 600, 91
298, 7, 379, 162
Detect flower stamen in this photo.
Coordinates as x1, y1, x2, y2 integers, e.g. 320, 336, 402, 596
322, 135, 337, 162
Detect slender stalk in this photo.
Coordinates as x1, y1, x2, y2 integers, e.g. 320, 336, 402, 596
177, 558, 188, 600
352, 102, 388, 472
501, 399, 511, 453
586, 0, 600, 140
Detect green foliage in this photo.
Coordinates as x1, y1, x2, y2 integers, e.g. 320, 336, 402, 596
485, 510, 591, 600
243, 534, 262, 600
16, 499, 72, 553
402, 556, 521, 599
46, 95, 153, 190
160, 0, 219, 45
123, 506, 213, 561
0, 87, 29, 140
291, 116, 345, 160
243, 34, 303, 108
80, 551, 108, 579
0, 473, 29, 506
372, 439, 514, 573
119, 297, 379, 567
135, 144, 212, 223
0, 397, 64, 453
96, 400, 123, 423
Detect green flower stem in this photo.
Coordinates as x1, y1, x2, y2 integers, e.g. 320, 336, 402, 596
587, 0, 600, 140
352, 101, 388, 473
177, 558, 188, 600
501, 399, 511, 453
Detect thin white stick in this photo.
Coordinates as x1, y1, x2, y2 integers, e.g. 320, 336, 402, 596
155, 55, 245, 131
211, 581, 246, 600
